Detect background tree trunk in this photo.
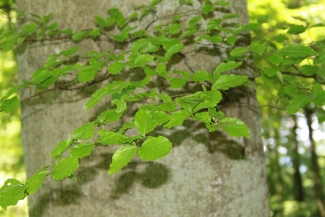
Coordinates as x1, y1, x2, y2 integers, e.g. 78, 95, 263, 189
17, 0, 269, 216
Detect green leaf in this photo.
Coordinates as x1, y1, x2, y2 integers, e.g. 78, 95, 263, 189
108, 8, 126, 27
108, 145, 138, 175
150, 0, 163, 6
133, 54, 155, 67
164, 110, 191, 128
170, 78, 187, 88
214, 61, 242, 75
138, 136, 172, 161
52, 156, 79, 180
72, 122, 95, 140
0, 179, 27, 211
108, 61, 127, 75
279, 44, 317, 57
22, 22, 38, 34
0, 96, 19, 113
230, 47, 248, 57
300, 65, 318, 76
268, 54, 283, 66
202, 4, 214, 15
144, 66, 156, 76
62, 46, 79, 57
193, 90, 222, 112
32, 68, 51, 84
263, 67, 278, 77
26, 166, 50, 195
72, 31, 85, 41
284, 85, 298, 95
189, 16, 201, 26
226, 35, 237, 45
50, 139, 73, 160
165, 43, 184, 60
192, 70, 211, 82
168, 23, 182, 35
135, 109, 157, 136
286, 95, 311, 114
157, 93, 172, 102
212, 74, 248, 90
1, 36, 17, 52
151, 111, 169, 125
94, 15, 106, 26
180, 0, 193, 5
97, 130, 127, 145
85, 81, 129, 109
70, 143, 95, 158
77, 66, 98, 82
249, 43, 265, 55
95, 110, 123, 125
287, 25, 306, 34
219, 118, 250, 138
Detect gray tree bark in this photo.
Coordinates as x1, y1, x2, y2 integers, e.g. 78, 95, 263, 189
17, 0, 269, 216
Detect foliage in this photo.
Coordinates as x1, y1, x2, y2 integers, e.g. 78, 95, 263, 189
0, 0, 324, 213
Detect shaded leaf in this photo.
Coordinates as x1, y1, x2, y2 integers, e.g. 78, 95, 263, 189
212, 74, 248, 90
214, 61, 242, 75
286, 95, 311, 114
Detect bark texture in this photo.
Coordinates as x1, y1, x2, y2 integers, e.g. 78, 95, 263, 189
17, 0, 269, 216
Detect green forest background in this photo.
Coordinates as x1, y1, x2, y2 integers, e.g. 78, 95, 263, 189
1, 0, 325, 216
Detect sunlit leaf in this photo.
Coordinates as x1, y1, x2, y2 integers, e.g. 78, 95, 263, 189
212, 74, 247, 90
52, 156, 79, 180
72, 122, 95, 140
26, 166, 50, 195
70, 143, 95, 158
108, 145, 138, 175
214, 61, 242, 75
138, 136, 172, 160
135, 109, 157, 136
219, 118, 250, 138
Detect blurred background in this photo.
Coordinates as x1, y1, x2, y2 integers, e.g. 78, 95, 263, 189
0, 0, 325, 216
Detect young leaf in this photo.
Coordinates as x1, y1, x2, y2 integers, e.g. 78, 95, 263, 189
214, 61, 242, 75
151, 111, 169, 125
138, 136, 172, 161
72, 122, 95, 140
133, 54, 155, 67
108, 145, 138, 175
0, 179, 27, 211
164, 43, 184, 60
26, 166, 50, 195
85, 81, 129, 109
279, 44, 317, 57
97, 130, 128, 145
202, 4, 215, 15
286, 95, 311, 114
77, 66, 98, 82
0, 96, 19, 113
164, 110, 191, 128
219, 118, 250, 138
108, 61, 127, 75
22, 22, 38, 34
287, 25, 306, 34
70, 143, 95, 158
50, 139, 73, 160
52, 156, 79, 180
249, 43, 266, 55
170, 78, 187, 88
212, 74, 248, 90
108, 8, 126, 27
230, 47, 248, 57
268, 54, 283, 66
135, 109, 157, 136
192, 70, 212, 82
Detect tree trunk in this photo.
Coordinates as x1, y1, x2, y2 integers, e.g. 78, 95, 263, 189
17, 0, 269, 216
291, 116, 304, 202
305, 108, 325, 217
